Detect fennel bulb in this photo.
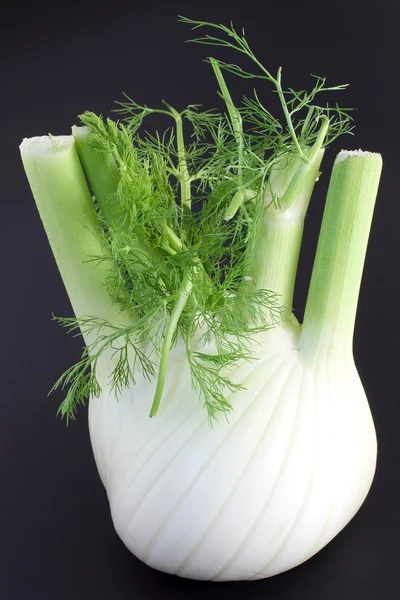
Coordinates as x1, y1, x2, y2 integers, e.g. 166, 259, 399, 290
88, 150, 380, 581
19, 17, 382, 581
89, 320, 378, 581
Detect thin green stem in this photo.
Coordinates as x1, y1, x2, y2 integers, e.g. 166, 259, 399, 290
162, 103, 191, 211
211, 59, 243, 177
211, 59, 249, 221
301, 106, 315, 138
246, 47, 312, 161
209, 35, 307, 162
300, 150, 383, 360
281, 115, 329, 210
149, 273, 193, 417
176, 115, 191, 209
276, 68, 308, 163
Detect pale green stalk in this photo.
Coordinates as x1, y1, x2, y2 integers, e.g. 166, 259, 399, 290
244, 152, 323, 312
244, 118, 329, 312
300, 151, 382, 359
19, 135, 132, 341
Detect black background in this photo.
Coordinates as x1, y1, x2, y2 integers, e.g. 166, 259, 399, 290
2, 1, 399, 598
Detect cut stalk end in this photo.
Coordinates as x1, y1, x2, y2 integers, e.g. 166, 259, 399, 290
334, 149, 381, 165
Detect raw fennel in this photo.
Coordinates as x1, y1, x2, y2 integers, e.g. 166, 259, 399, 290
19, 16, 383, 582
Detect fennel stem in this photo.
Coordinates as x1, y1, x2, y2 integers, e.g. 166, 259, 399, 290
211, 59, 244, 195
244, 149, 323, 311
300, 151, 382, 359
244, 117, 329, 312
164, 103, 192, 210
19, 136, 131, 343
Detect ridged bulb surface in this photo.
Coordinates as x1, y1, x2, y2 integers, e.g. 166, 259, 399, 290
88, 323, 377, 581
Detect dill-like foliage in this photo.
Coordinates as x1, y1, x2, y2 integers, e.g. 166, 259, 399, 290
53, 17, 353, 423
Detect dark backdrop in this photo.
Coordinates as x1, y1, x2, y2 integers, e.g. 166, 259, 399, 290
1, 1, 399, 599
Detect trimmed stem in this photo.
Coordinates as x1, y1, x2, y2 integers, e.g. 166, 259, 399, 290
300, 151, 383, 359
149, 274, 193, 417
246, 148, 324, 310
19, 136, 131, 337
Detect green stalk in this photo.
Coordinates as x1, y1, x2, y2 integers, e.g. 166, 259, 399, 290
161, 104, 191, 211
245, 146, 324, 311
176, 116, 191, 209
72, 126, 120, 223
72, 126, 160, 265
211, 59, 248, 220
300, 151, 383, 359
275, 67, 309, 163
19, 135, 131, 339
281, 116, 329, 210
224, 189, 246, 221
149, 273, 193, 417
211, 59, 243, 163
244, 118, 329, 311
166, 225, 183, 251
